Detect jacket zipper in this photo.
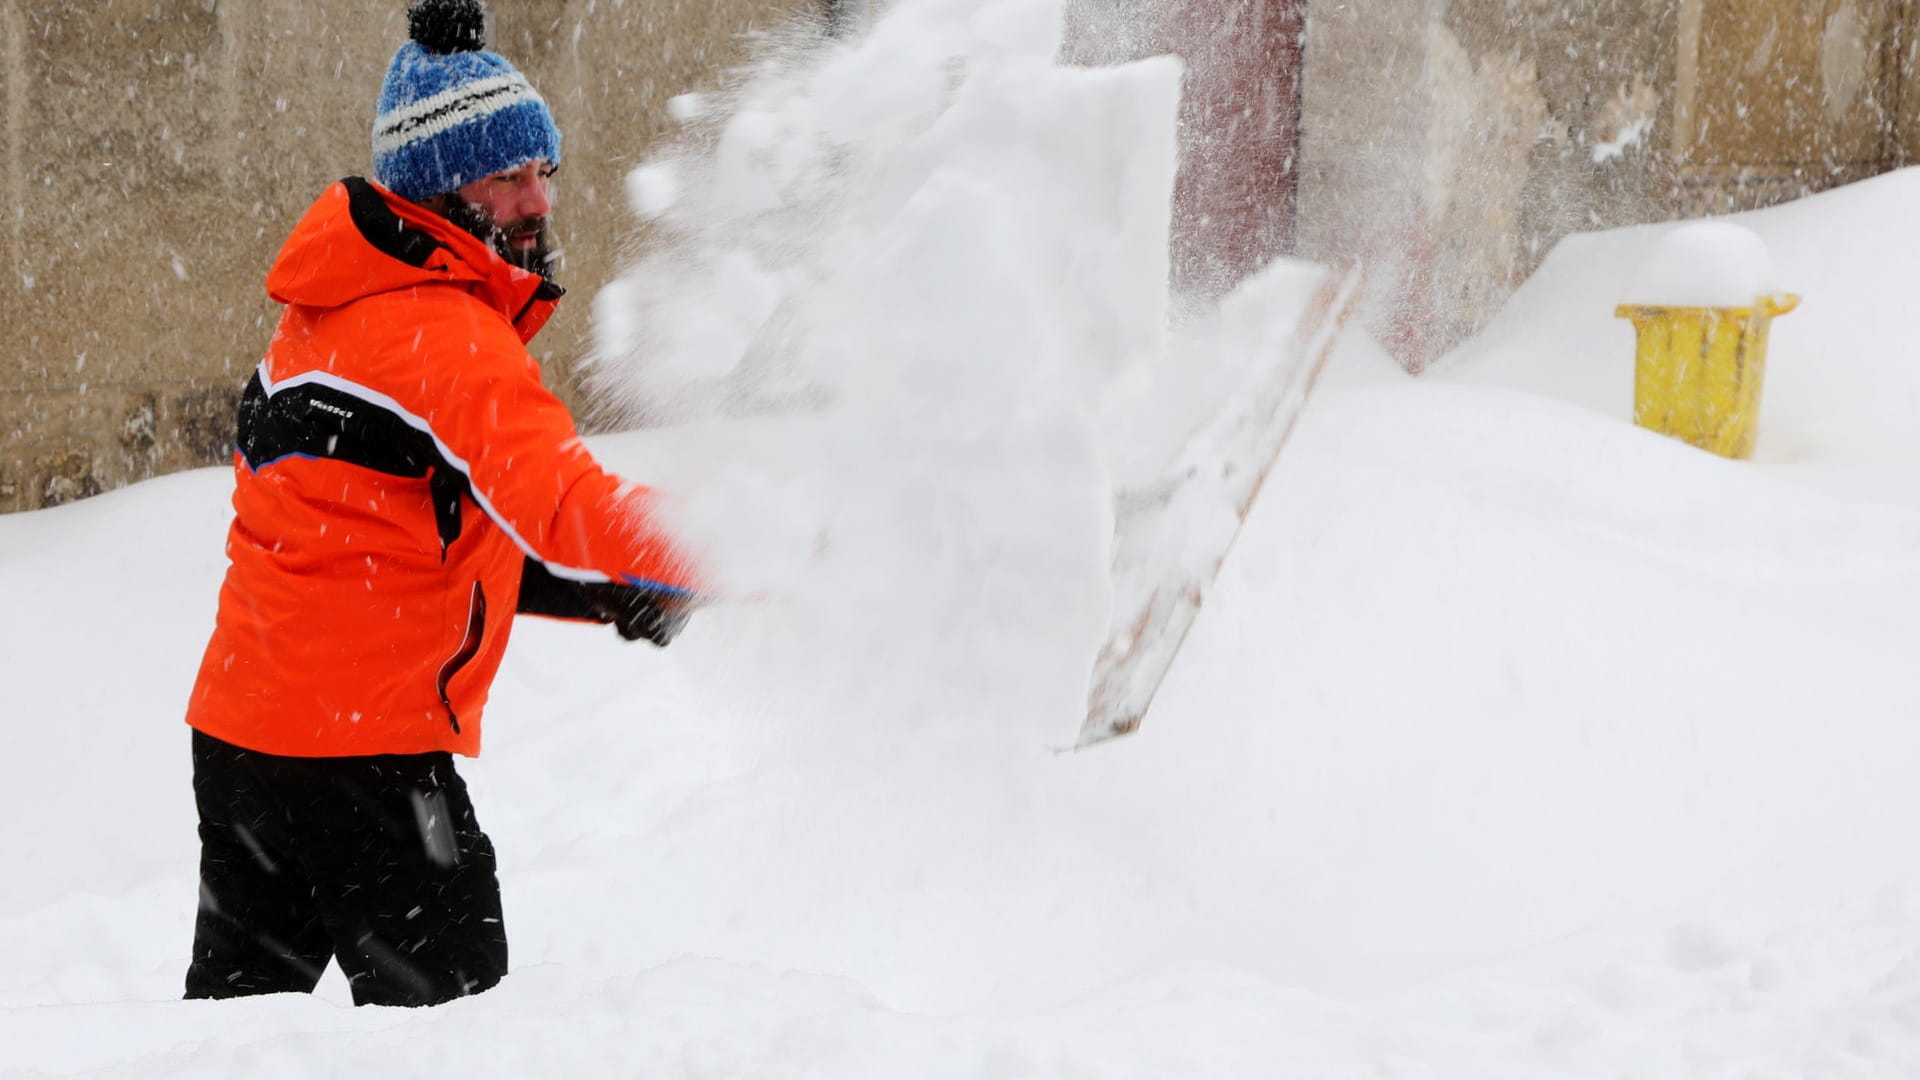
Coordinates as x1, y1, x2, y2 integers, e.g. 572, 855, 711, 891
437, 581, 487, 734
511, 279, 565, 327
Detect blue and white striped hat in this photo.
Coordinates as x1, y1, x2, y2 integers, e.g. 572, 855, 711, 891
372, 0, 561, 203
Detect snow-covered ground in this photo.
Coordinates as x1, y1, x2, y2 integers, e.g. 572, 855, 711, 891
7, 0, 1920, 1075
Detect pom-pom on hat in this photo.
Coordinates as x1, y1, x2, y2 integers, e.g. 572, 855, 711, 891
372, 0, 561, 202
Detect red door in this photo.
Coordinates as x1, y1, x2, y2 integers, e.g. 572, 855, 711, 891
1155, 0, 1307, 294
1064, 0, 1306, 295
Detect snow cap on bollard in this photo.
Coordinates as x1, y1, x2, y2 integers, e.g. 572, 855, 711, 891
371, 0, 562, 203
1622, 221, 1780, 308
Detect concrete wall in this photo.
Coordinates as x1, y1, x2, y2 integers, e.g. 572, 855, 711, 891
0, 0, 814, 512
1298, 0, 1915, 368
1299, 0, 1679, 367
1675, 0, 1913, 212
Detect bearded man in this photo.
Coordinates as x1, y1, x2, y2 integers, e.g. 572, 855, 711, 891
181, 0, 699, 1007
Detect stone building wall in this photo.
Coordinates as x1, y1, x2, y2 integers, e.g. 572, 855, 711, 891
0, 0, 814, 513
7, 0, 1917, 511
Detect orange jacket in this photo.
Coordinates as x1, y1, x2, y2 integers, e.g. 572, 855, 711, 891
186, 178, 696, 758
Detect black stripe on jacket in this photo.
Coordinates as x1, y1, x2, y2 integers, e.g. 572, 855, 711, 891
235, 370, 471, 557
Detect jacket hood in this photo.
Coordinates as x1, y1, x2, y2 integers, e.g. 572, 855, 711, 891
266, 177, 561, 338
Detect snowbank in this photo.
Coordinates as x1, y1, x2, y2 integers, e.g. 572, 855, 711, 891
1445, 168, 1920, 484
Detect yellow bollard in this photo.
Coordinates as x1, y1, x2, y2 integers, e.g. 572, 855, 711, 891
1614, 294, 1799, 460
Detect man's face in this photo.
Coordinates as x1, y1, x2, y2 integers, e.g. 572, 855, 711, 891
442, 159, 559, 278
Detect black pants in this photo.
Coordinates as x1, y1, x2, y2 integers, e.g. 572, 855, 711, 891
184, 730, 508, 1006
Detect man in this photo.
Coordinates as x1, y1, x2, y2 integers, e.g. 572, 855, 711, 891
181, 0, 698, 1007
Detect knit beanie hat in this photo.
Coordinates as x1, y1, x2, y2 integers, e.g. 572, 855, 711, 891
372, 0, 562, 202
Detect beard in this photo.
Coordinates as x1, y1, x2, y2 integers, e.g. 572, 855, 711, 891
439, 194, 562, 281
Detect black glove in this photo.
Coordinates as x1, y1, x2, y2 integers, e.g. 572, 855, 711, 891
516, 558, 694, 647
598, 585, 692, 646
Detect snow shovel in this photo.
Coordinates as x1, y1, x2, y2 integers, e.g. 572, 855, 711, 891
1076, 261, 1367, 749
